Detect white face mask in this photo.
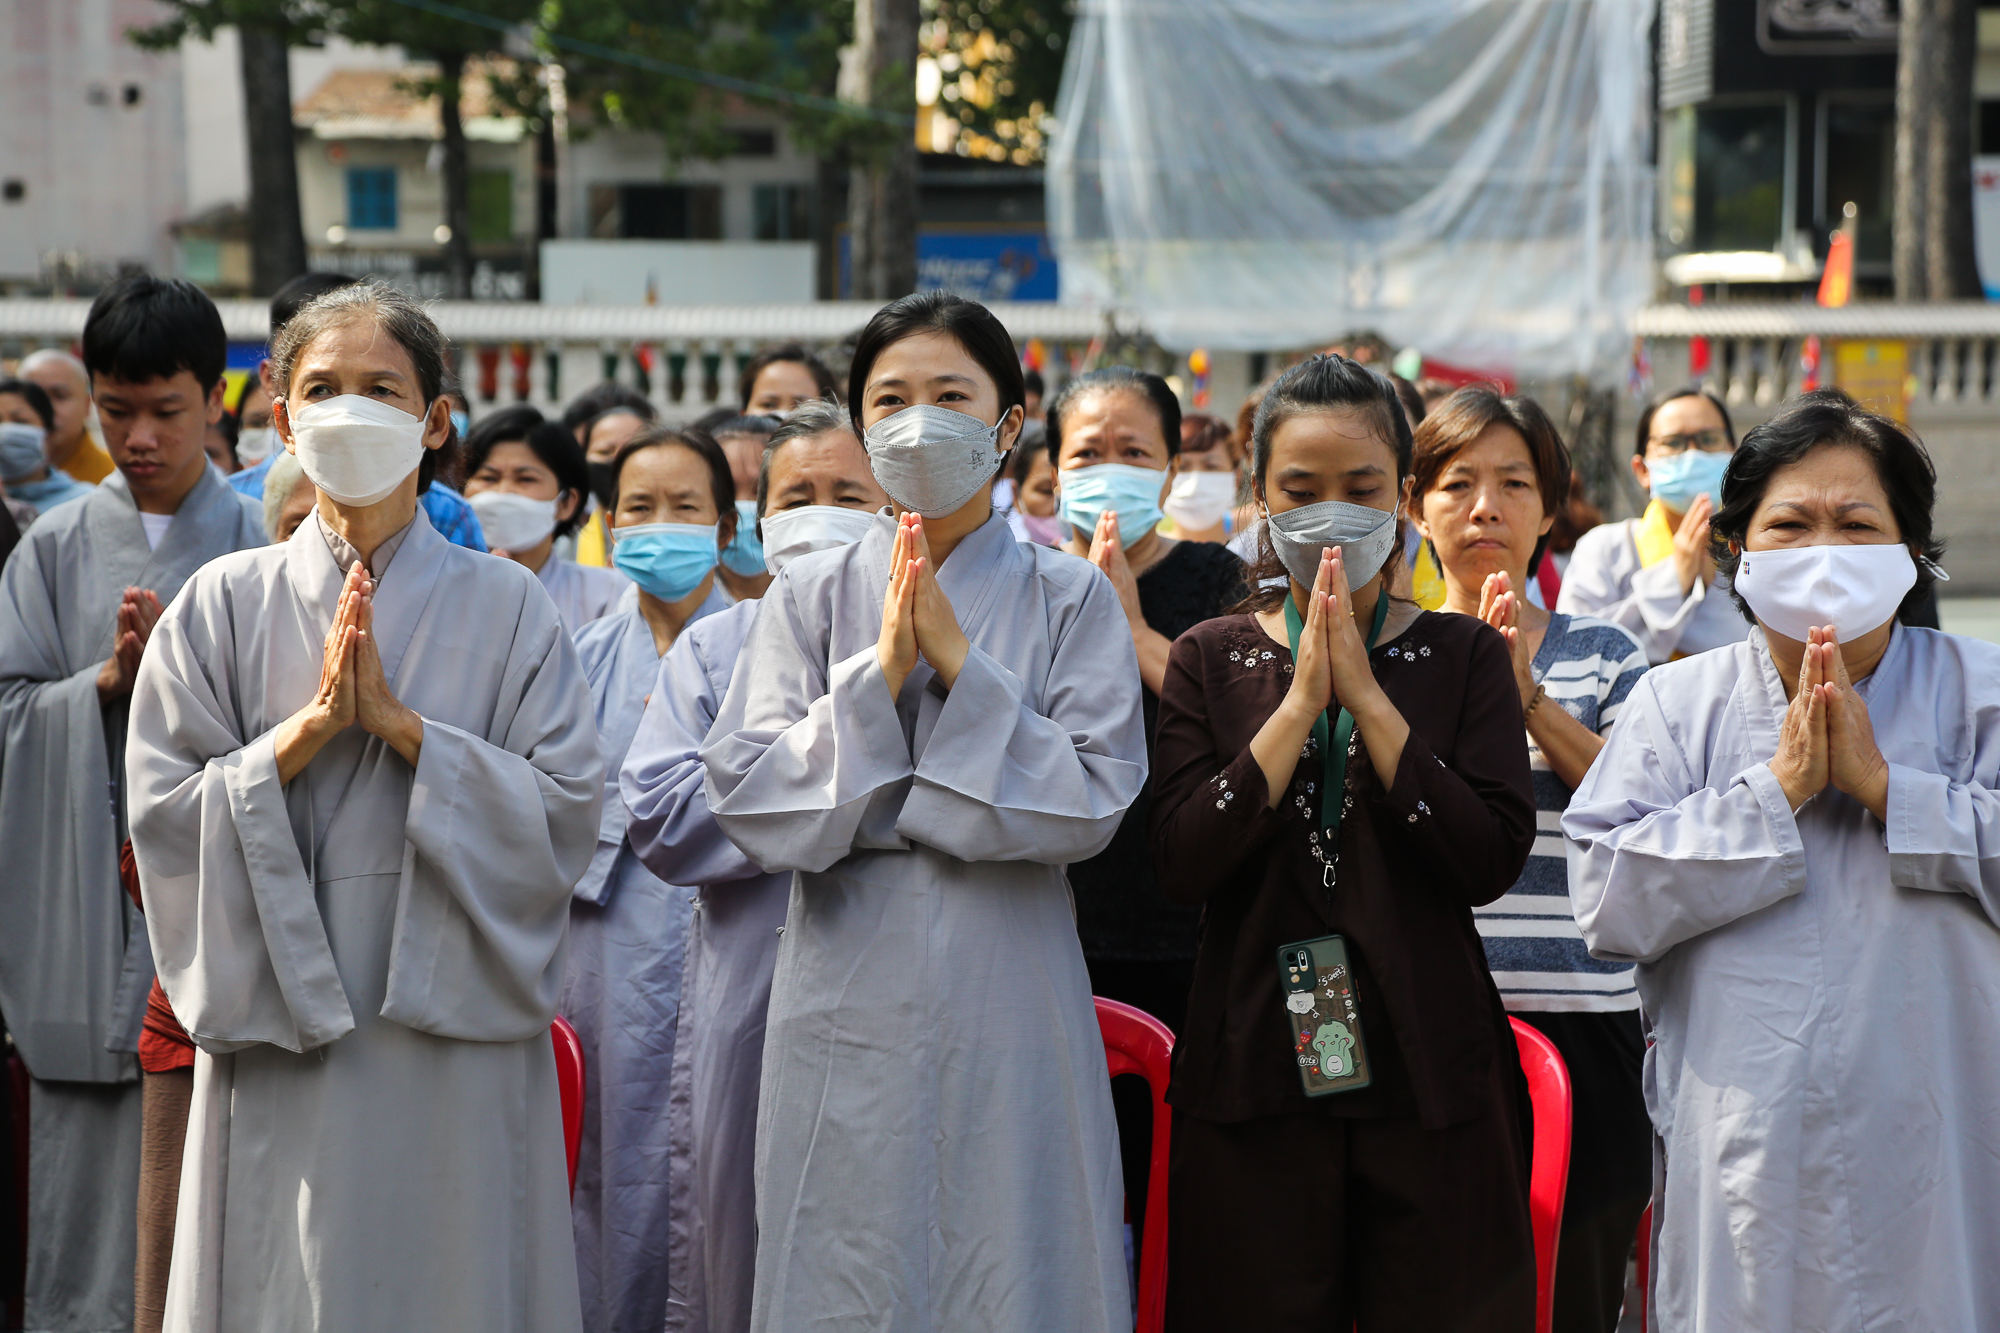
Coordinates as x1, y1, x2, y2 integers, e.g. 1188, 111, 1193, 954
862, 404, 1009, 518
1164, 470, 1237, 531
234, 426, 276, 466
288, 394, 429, 507
468, 489, 559, 552
1266, 499, 1400, 591
758, 503, 880, 574
1733, 542, 1929, 643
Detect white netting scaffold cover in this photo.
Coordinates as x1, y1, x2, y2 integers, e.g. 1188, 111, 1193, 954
1048, 0, 1658, 378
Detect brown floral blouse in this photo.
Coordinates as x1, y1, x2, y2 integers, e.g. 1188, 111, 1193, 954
1149, 606, 1535, 1129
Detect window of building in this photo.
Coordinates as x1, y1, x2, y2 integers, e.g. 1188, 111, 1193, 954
470, 170, 513, 244
729, 128, 778, 157
753, 183, 814, 241
1692, 102, 1789, 253
346, 167, 399, 231
588, 184, 724, 240
1820, 99, 1892, 267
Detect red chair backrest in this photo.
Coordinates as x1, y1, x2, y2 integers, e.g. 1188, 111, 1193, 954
1635, 1202, 1653, 1331
551, 1016, 585, 1197
1510, 1018, 1573, 1333
1095, 997, 1174, 1333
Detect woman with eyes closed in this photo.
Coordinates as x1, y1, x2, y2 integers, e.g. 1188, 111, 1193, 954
1414, 387, 1651, 1333
563, 424, 738, 1332
701, 291, 1146, 1333
1149, 354, 1538, 1332
462, 405, 627, 634
124, 282, 597, 1332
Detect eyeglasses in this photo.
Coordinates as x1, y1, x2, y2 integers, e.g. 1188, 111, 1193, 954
1646, 429, 1731, 456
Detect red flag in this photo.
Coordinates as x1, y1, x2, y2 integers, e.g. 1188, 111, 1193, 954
1818, 230, 1854, 309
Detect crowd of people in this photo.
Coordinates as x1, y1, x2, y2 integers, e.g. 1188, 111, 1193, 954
0, 269, 1994, 1333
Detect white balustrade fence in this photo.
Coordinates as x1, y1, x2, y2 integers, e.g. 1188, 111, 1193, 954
0, 299, 1134, 422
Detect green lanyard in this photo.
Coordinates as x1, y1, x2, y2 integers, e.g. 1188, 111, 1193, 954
1283, 588, 1391, 871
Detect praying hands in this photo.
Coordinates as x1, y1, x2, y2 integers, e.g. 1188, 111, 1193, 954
876, 511, 970, 698
1768, 625, 1889, 819
274, 560, 424, 782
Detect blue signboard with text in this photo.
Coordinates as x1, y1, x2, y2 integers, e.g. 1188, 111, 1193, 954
843, 229, 1059, 302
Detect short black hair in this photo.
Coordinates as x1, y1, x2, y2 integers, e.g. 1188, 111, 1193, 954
1389, 374, 1426, 429
1045, 366, 1182, 466
0, 379, 56, 432
561, 382, 655, 436
1636, 383, 1734, 457
209, 410, 240, 448
610, 425, 737, 545
755, 398, 855, 517
270, 272, 358, 340
709, 413, 784, 440
846, 291, 1025, 429
1023, 367, 1045, 397
465, 405, 594, 541
1712, 389, 1944, 624
82, 275, 227, 394
738, 343, 840, 410
690, 404, 740, 436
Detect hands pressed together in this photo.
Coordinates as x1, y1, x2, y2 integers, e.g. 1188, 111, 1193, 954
1671, 492, 1717, 598
97, 587, 165, 702
275, 561, 424, 783
1768, 626, 1889, 819
1476, 572, 1539, 707
876, 512, 970, 699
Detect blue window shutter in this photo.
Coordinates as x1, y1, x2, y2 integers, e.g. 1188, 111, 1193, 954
347, 167, 398, 230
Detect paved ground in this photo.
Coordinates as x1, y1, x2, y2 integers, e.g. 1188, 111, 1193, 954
1940, 595, 2000, 645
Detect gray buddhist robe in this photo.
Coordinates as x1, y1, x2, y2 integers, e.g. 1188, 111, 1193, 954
539, 554, 628, 636
702, 510, 1144, 1333
1566, 626, 2000, 1331
125, 510, 600, 1333
1557, 516, 1744, 664
622, 596, 788, 1333
563, 580, 726, 1333
0, 466, 262, 1333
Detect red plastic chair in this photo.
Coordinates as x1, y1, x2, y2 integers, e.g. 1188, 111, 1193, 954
1635, 1202, 1653, 1330
551, 1016, 585, 1196
1511, 1018, 1574, 1333
1095, 998, 1174, 1333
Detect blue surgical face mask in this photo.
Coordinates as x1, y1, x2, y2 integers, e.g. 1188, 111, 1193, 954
1057, 463, 1167, 546
611, 522, 719, 601
1648, 448, 1731, 513
719, 499, 766, 575
0, 421, 48, 482
450, 409, 470, 440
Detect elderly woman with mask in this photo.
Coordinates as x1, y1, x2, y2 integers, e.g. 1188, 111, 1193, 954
124, 282, 598, 1332
0, 378, 94, 516
1567, 391, 2000, 1332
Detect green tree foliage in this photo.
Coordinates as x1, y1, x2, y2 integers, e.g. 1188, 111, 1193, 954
920, 0, 1070, 164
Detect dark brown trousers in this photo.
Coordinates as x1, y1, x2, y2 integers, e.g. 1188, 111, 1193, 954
1166, 1098, 1535, 1333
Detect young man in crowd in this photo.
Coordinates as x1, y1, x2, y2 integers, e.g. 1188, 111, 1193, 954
0, 276, 265, 1333
21, 348, 116, 484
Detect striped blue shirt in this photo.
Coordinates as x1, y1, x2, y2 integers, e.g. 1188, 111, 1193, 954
1476, 613, 1648, 1012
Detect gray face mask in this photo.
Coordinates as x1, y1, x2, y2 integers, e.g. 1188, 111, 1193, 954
0, 421, 47, 482
862, 405, 1009, 519
1266, 499, 1400, 591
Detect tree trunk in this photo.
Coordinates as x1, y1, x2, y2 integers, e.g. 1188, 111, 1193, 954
1925, 0, 1981, 298
239, 24, 307, 297
843, 0, 920, 300
1896, 0, 1980, 299
435, 51, 474, 300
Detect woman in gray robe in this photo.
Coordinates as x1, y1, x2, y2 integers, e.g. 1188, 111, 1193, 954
702, 293, 1145, 1333
621, 401, 889, 1333
562, 425, 735, 1333
125, 284, 599, 1333
1565, 393, 2000, 1331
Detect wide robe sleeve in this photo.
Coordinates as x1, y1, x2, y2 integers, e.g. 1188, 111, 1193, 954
895, 573, 1146, 864
129, 585, 604, 1053
1557, 523, 1707, 663
1884, 761, 2000, 926
622, 624, 764, 888
702, 572, 917, 874
1564, 672, 1807, 964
